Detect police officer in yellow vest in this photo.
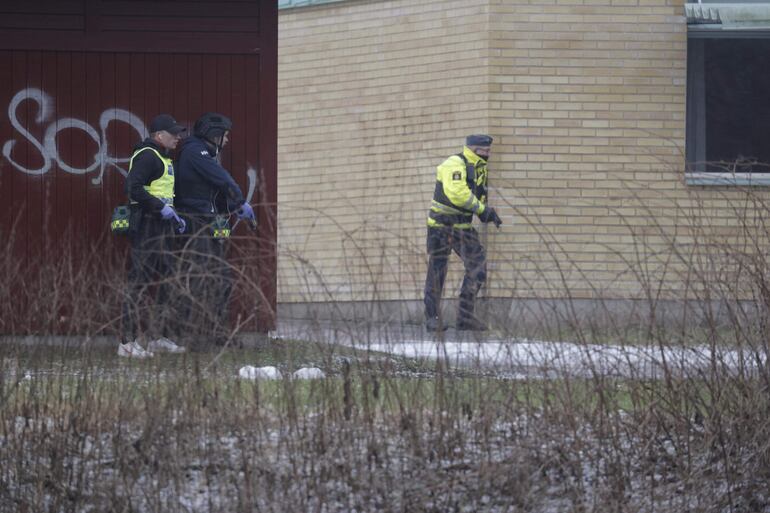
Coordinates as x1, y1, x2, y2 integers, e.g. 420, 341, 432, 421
424, 134, 502, 332
118, 114, 188, 358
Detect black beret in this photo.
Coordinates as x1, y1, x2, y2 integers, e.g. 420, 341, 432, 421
466, 134, 493, 146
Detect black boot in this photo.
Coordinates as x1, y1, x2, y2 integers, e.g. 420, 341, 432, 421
457, 293, 486, 331
425, 316, 447, 332
456, 315, 488, 331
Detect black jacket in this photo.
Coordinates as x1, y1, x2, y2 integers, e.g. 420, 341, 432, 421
174, 136, 245, 215
124, 139, 170, 214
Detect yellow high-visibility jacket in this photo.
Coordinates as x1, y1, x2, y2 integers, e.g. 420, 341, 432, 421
427, 146, 488, 229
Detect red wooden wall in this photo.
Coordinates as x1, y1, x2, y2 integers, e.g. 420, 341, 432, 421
0, 0, 277, 333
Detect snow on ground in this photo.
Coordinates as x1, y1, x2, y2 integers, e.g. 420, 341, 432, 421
273, 319, 766, 378
364, 339, 766, 378
237, 365, 326, 380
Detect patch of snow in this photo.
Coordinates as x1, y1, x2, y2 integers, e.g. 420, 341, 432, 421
238, 365, 282, 380
292, 367, 325, 379
362, 339, 767, 378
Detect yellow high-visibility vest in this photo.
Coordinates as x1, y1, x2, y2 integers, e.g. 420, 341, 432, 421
128, 147, 174, 204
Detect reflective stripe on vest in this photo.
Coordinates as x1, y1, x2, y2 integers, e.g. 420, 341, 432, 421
128, 147, 175, 205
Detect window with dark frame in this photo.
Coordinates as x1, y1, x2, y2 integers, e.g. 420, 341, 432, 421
685, 0, 770, 184
687, 36, 770, 175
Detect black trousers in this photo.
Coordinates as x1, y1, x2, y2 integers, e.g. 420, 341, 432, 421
175, 214, 233, 345
423, 226, 487, 321
121, 214, 177, 342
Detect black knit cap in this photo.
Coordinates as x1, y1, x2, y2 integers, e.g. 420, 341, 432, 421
466, 134, 493, 146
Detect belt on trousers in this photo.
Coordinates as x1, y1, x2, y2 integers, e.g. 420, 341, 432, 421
429, 210, 472, 226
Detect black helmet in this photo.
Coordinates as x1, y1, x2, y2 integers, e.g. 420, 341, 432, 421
193, 112, 233, 140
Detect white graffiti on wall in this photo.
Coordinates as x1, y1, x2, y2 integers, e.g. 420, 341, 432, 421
246, 167, 257, 203
2, 88, 147, 185
2, 88, 257, 203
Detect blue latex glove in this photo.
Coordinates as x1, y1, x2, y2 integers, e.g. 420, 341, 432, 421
160, 204, 186, 233
160, 204, 176, 220
237, 202, 255, 221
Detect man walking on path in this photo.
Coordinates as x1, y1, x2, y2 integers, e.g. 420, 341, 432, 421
174, 112, 255, 348
423, 134, 502, 332
119, 114, 188, 358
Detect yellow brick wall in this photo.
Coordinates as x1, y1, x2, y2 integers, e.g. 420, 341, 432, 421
278, 0, 493, 303
484, 0, 770, 304
278, 0, 770, 306
486, 0, 689, 301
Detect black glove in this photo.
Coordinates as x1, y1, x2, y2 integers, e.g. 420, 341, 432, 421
478, 207, 502, 228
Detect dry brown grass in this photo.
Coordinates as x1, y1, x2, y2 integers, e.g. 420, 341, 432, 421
1, 187, 770, 512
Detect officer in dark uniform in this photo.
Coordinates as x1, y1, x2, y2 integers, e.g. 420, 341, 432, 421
119, 114, 187, 358
424, 134, 502, 332
174, 112, 255, 346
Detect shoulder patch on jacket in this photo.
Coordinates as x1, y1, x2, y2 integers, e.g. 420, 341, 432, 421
452, 171, 462, 181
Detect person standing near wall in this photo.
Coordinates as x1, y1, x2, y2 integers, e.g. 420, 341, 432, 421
119, 114, 188, 358
174, 112, 255, 347
423, 134, 502, 332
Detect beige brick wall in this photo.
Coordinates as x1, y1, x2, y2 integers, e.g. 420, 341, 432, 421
486, 0, 689, 301
278, 0, 493, 303
278, 0, 770, 306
